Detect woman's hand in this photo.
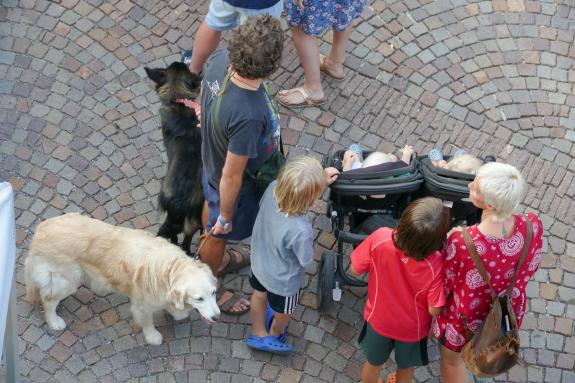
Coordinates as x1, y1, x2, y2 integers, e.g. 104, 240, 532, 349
295, 0, 304, 8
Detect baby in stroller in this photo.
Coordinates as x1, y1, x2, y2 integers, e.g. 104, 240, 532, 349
428, 148, 485, 175
342, 144, 414, 171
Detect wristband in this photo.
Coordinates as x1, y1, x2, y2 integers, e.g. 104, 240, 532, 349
217, 215, 231, 231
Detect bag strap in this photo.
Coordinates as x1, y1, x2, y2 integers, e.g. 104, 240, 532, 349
213, 71, 231, 147
461, 230, 496, 297
506, 219, 533, 296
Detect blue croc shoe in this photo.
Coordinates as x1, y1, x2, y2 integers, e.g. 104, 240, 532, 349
266, 303, 288, 343
428, 149, 444, 162
245, 335, 293, 354
181, 49, 193, 65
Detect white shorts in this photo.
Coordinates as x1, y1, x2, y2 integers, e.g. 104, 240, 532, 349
205, 0, 283, 31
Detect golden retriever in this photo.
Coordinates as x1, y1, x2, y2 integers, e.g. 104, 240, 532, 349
24, 213, 219, 345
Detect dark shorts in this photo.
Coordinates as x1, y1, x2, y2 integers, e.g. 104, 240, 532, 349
358, 322, 429, 368
249, 273, 299, 314
202, 170, 261, 241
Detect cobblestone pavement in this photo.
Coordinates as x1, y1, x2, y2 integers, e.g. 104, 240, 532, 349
1, 0, 575, 381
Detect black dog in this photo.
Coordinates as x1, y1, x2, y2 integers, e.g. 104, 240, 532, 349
145, 62, 203, 254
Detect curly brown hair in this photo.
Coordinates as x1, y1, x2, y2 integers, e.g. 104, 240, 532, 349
228, 14, 284, 80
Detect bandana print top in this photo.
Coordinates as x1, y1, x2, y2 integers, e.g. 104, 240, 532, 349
434, 213, 543, 351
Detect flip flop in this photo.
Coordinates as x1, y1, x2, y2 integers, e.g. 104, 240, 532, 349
245, 335, 293, 354
217, 288, 250, 315
320, 54, 345, 81
265, 303, 288, 343
218, 244, 250, 277
276, 87, 326, 108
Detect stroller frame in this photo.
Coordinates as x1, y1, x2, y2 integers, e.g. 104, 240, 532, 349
317, 151, 423, 308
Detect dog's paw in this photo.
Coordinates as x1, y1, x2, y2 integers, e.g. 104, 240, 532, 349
144, 329, 163, 345
47, 316, 67, 331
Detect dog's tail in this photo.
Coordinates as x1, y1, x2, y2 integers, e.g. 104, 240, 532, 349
24, 255, 40, 304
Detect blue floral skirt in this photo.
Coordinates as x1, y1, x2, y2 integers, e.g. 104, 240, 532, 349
285, 0, 368, 36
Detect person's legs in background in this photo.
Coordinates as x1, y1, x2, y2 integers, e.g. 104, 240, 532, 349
185, 1, 238, 74
276, 25, 325, 105
186, 0, 283, 74
321, 25, 353, 79
188, 22, 223, 75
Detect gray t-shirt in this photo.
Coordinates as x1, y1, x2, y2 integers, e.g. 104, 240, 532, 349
201, 48, 280, 190
250, 181, 314, 296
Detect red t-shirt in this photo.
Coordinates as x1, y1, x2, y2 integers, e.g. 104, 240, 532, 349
351, 227, 445, 342
433, 213, 543, 351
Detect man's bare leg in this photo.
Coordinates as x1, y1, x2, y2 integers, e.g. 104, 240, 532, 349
189, 21, 222, 75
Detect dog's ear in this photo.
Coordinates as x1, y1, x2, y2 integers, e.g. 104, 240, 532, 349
185, 73, 202, 92
167, 287, 185, 310
191, 73, 202, 88
145, 67, 167, 86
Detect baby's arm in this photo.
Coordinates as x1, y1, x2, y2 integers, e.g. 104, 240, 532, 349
399, 145, 414, 165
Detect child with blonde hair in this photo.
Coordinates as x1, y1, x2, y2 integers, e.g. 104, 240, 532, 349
245, 156, 338, 353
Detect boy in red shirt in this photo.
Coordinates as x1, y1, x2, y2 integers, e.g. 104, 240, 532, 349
351, 197, 450, 383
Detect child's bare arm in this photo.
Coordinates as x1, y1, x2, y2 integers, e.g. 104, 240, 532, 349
349, 263, 364, 276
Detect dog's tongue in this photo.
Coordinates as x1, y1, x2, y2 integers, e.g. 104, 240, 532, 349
202, 318, 214, 327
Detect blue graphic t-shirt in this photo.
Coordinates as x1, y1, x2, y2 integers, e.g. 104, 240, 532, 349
201, 48, 280, 191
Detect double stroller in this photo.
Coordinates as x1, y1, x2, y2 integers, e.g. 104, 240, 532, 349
317, 150, 484, 308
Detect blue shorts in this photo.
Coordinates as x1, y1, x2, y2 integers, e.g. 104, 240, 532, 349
205, 0, 283, 31
202, 170, 261, 241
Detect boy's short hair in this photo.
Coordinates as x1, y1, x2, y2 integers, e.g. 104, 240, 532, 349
274, 156, 326, 216
228, 14, 284, 80
476, 162, 527, 222
393, 197, 451, 261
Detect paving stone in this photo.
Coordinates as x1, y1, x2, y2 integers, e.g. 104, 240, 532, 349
6, 2, 575, 382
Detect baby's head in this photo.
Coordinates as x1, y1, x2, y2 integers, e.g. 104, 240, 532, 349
445, 154, 483, 175
275, 156, 326, 216
393, 197, 451, 261
362, 152, 397, 168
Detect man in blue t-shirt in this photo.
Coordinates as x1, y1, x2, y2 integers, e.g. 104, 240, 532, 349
183, 0, 283, 75
199, 15, 284, 315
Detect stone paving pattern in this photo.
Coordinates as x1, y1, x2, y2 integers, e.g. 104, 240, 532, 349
1, 0, 575, 381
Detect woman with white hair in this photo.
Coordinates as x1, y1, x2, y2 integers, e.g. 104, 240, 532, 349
433, 162, 543, 382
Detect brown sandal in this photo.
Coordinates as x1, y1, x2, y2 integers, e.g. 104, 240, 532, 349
218, 244, 251, 277
320, 54, 345, 81
217, 288, 250, 315
277, 87, 326, 108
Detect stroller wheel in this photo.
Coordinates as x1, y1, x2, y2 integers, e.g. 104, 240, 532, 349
317, 251, 335, 309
